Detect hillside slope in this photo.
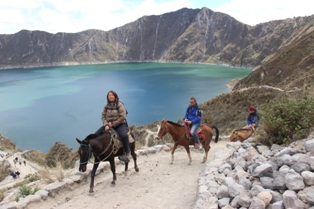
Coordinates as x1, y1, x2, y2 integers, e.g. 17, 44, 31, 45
234, 22, 314, 91
0, 8, 313, 69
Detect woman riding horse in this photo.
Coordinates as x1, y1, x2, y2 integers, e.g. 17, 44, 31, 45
76, 132, 139, 195
95, 90, 130, 163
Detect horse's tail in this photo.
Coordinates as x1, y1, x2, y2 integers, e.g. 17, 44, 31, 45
211, 125, 219, 143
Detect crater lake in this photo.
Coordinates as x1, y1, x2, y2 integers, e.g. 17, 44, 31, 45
0, 63, 251, 152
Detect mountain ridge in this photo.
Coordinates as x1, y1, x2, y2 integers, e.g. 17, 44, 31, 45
1, 7, 313, 70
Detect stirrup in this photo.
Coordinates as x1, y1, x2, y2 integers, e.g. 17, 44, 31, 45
118, 155, 130, 163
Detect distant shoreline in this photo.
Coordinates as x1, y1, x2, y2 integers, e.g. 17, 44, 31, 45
0, 61, 254, 71
227, 78, 243, 90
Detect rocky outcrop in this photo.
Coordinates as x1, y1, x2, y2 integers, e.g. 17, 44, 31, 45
195, 135, 314, 209
45, 142, 78, 169
0, 8, 313, 69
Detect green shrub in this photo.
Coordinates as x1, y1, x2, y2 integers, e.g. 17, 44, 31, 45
260, 96, 314, 145
15, 185, 39, 202
27, 174, 41, 183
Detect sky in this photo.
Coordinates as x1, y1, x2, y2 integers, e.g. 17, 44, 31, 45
0, 0, 313, 34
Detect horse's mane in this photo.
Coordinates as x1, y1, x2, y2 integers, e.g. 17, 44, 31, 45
85, 134, 99, 140
85, 131, 111, 141
166, 120, 183, 127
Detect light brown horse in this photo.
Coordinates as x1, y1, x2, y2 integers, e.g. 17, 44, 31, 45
229, 127, 254, 142
156, 119, 219, 164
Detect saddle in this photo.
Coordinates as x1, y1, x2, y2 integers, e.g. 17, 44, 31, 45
184, 124, 205, 142
108, 129, 134, 154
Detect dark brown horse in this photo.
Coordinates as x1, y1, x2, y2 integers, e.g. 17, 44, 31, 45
76, 131, 139, 195
230, 127, 254, 142
156, 119, 219, 164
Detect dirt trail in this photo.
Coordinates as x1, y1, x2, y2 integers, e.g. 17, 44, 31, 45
0, 151, 39, 190
30, 141, 228, 209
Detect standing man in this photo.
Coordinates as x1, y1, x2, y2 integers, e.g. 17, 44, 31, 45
184, 96, 202, 149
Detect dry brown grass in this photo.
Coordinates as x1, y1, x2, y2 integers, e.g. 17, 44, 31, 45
38, 169, 55, 183
0, 160, 11, 182
38, 162, 65, 183
55, 162, 65, 182
22, 150, 47, 166
45, 142, 78, 169
0, 135, 19, 152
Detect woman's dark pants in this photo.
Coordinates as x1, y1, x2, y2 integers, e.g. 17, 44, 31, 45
95, 123, 130, 153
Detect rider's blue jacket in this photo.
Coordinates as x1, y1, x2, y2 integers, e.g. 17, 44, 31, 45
247, 110, 260, 126
184, 104, 201, 124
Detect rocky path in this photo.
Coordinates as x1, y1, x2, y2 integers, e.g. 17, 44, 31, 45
27, 141, 228, 209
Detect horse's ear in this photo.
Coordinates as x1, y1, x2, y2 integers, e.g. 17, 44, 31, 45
76, 138, 82, 144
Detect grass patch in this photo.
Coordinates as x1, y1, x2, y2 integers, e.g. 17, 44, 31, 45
15, 185, 39, 202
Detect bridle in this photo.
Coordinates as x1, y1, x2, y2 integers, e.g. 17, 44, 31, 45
79, 142, 92, 165
157, 122, 168, 139
158, 121, 186, 144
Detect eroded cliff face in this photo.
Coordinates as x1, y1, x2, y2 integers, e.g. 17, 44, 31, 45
0, 7, 313, 69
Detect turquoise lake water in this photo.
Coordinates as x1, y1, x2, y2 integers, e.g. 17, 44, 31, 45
0, 63, 251, 152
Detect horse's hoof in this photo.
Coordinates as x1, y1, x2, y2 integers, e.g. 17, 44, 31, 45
135, 168, 139, 172
88, 192, 94, 196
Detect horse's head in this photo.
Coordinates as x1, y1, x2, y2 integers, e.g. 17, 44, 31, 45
229, 130, 238, 142
156, 119, 168, 140
76, 138, 91, 172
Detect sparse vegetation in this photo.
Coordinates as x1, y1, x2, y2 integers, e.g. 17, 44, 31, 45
200, 87, 285, 135
0, 135, 19, 152
25, 174, 41, 183
21, 150, 47, 166
38, 161, 65, 183
259, 95, 314, 145
15, 185, 39, 202
0, 160, 11, 182
45, 142, 78, 169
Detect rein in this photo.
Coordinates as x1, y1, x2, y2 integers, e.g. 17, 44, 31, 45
79, 136, 115, 165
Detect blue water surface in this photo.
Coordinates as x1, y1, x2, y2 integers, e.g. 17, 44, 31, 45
0, 63, 251, 152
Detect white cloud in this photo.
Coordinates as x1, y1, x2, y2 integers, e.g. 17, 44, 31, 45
212, 0, 314, 25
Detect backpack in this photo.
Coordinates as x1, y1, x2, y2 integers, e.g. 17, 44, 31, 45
197, 108, 203, 117
105, 101, 129, 127
187, 104, 203, 117
105, 101, 128, 116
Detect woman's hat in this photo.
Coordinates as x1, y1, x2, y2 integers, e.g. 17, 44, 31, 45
249, 106, 255, 111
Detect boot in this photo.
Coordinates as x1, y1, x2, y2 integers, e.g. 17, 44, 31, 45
194, 142, 201, 149
119, 152, 130, 163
